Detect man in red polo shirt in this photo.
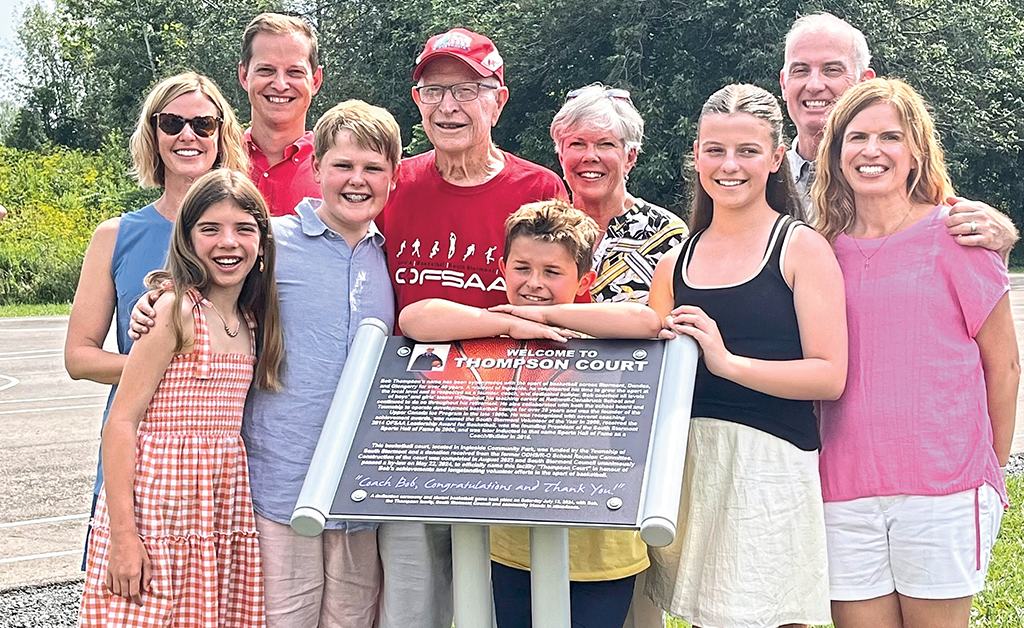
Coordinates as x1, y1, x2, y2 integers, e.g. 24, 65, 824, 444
238, 13, 323, 216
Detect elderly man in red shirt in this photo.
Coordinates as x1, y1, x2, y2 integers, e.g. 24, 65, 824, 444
375, 27, 568, 628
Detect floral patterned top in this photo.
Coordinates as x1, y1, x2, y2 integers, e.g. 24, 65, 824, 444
590, 198, 688, 304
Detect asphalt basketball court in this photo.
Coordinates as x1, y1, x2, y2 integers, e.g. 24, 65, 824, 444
3, 277, 1024, 590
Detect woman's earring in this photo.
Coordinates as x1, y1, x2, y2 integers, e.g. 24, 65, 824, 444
258, 256, 265, 273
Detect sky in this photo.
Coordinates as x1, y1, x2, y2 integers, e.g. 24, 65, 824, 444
0, 0, 28, 49
1, 0, 37, 93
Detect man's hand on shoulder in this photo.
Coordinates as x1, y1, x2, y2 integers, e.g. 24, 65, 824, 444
128, 284, 170, 340
946, 196, 1019, 262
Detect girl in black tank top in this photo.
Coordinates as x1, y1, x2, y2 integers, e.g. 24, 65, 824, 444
642, 84, 847, 626
672, 214, 820, 449
645, 89, 848, 437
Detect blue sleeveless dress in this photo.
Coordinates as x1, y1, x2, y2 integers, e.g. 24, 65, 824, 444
88, 204, 173, 517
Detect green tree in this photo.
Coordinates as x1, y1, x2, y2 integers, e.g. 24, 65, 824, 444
9, 2, 97, 149
7, 0, 1024, 262
10, 0, 277, 151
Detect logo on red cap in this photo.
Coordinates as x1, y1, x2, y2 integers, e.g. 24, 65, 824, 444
480, 51, 502, 72
431, 31, 473, 53
414, 28, 505, 85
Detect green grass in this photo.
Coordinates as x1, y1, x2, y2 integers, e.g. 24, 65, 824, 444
0, 302, 71, 317
0, 143, 150, 306
972, 474, 1024, 626
666, 475, 1024, 628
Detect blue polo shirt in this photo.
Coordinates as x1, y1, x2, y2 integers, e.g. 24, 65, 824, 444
242, 198, 394, 531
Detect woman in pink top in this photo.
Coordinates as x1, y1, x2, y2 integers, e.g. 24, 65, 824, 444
812, 78, 1019, 628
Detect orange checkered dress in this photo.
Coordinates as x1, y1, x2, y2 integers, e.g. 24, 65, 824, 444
79, 290, 265, 627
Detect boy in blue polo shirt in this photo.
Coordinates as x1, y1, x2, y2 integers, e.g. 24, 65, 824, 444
244, 98, 399, 627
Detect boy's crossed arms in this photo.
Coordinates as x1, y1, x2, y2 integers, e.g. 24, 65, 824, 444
399, 200, 665, 343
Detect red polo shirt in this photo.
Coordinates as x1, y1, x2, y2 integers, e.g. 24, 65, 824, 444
245, 128, 322, 216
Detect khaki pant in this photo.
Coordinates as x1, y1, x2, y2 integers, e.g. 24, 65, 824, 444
256, 514, 381, 628
376, 522, 453, 628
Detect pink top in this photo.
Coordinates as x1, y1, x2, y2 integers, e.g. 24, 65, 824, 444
820, 205, 1009, 506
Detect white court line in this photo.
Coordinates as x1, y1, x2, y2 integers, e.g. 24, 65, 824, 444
0, 393, 106, 405
0, 328, 66, 333
0, 349, 64, 357
0, 513, 89, 529
0, 549, 80, 565
0, 375, 19, 392
0, 352, 63, 362
0, 315, 69, 321
0, 403, 106, 415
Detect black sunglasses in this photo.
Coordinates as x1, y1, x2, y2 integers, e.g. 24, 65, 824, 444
152, 113, 222, 138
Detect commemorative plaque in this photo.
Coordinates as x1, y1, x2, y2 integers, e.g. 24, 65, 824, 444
293, 318, 698, 544
292, 319, 699, 628
332, 335, 664, 527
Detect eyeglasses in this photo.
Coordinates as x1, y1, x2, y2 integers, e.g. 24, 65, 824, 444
414, 82, 499, 104
152, 113, 222, 138
565, 87, 633, 105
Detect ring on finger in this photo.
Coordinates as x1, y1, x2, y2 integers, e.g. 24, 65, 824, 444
969, 220, 977, 234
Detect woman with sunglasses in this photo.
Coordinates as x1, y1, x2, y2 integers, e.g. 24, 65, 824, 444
65, 71, 246, 563
548, 83, 688, 305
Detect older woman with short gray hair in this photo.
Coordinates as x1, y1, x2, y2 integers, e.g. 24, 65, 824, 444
548, 83, 685, 628
551, 83, 687, 304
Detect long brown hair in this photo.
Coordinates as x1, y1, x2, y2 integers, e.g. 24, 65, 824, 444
812, 78, 954, 242
146, 170, 284, 390
690, 84, 799, 233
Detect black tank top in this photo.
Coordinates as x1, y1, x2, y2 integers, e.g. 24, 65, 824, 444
674, 214, 819, 451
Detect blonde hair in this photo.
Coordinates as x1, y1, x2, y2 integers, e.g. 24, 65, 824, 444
129, 72, 247, 188
146, 170, 284, 391
241, 13, 319, 71
812, 78, 954, 242
504, 200, 600, 278
313, 99, 402, 167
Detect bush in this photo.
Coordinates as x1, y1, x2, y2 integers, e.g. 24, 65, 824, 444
0, 242, 83, 304
0, 138, 154, 305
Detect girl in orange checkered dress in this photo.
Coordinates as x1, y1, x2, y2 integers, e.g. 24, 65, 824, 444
78, 170, 284, 627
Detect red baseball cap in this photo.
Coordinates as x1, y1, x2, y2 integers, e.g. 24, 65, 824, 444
413, 28, 505, 85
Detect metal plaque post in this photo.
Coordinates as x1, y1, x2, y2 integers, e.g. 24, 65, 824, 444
291, 318, 390, 536
529, 526, 571, 628
639, 335, 700, 547
452, 524, 493, 628
292, 332, 700, 628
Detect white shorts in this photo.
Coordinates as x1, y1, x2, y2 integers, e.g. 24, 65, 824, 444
824, 485, 1003, 601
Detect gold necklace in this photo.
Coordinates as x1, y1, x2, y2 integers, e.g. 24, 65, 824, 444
204, 300, 240, 338
850, 205, 915, 270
